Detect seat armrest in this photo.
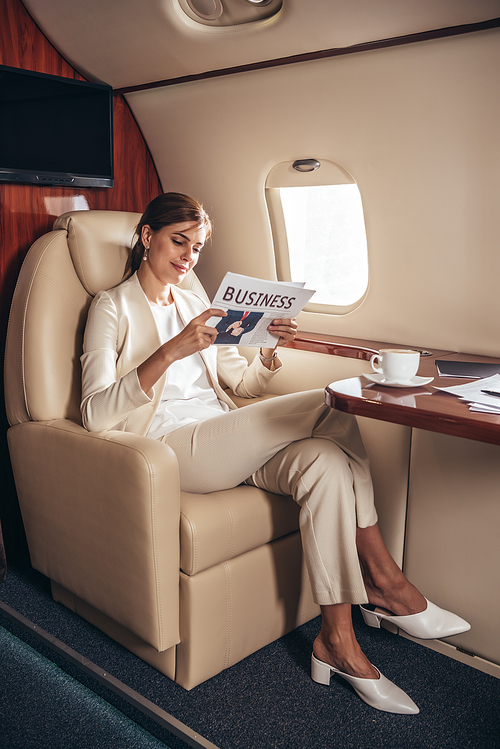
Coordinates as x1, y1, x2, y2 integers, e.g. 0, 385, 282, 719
7, 419, 180, 652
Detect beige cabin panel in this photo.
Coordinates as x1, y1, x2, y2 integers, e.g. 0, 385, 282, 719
127, 28, 500, 356
356, 417, 411, 568
405, 429, 500, 667
239, 347, 368, 395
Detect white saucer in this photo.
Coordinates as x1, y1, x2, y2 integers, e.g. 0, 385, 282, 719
363, 373, 434, 388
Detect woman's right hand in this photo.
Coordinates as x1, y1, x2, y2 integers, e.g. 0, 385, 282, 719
137, 308, 226, 394
165, 308, 227, 362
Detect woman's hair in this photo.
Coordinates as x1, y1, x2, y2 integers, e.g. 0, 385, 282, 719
124, 192, 213, 278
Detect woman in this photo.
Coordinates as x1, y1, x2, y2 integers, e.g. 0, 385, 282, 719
81, 192, 469, 714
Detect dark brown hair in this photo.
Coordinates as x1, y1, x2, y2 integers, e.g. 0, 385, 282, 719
124, 192, 213, 278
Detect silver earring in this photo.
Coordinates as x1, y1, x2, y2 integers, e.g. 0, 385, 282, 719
143, 249, 148, 261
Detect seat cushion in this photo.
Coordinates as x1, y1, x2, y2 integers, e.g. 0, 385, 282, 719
180, 485, 300, 576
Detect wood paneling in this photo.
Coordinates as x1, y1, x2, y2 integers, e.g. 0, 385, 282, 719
0, 0, 85, 79
0, 0, 163, 561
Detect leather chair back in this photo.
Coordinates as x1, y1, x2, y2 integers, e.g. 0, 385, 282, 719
5, 209, 208, 428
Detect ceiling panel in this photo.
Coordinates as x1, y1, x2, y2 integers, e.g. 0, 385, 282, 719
21, 0, 500, 88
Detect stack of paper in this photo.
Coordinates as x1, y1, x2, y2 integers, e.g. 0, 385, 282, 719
436, 374, 500, 414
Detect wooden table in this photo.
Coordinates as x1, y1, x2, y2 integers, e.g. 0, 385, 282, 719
325, 351, 500, 446
322, 344, 500, 676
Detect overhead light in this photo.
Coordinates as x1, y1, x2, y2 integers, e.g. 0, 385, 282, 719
293, 159, 321, 173
177, 0, 282, 27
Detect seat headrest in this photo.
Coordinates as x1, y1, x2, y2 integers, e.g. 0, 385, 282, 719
54, 210, 141, 295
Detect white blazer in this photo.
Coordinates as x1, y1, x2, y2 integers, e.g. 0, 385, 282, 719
81, 273, 280, 435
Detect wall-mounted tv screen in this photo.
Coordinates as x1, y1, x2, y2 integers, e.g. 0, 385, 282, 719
0, 65, 114, 188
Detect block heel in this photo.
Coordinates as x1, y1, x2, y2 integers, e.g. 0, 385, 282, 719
359, 606, 382, 629
311, 652, 333, 685
310, 653, 419, 714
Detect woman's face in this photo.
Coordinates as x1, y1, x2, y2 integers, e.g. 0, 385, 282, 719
142, 221, 206, 287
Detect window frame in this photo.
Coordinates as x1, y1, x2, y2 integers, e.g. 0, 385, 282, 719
265, 159, 369, 315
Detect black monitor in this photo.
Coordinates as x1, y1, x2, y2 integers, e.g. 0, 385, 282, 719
0, 65, 114, 188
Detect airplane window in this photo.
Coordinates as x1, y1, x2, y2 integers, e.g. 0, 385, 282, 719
266, 160, 369, 314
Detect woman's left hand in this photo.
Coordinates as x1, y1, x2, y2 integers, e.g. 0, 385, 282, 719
260, 318, 298, 361
259, 319, 297, 369
267, 317, 298, 347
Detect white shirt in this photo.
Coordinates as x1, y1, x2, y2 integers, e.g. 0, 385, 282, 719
147, 302, 230, 439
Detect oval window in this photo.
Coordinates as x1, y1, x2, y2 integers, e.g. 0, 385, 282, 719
266, 160, 369, 314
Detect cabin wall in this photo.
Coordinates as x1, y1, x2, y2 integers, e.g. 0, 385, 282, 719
0, 0, 162, 559
126, 27, 500, 357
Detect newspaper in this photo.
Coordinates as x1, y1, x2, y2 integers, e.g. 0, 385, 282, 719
207, 272, 315, 347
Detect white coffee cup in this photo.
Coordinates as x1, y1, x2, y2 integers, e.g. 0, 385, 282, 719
370, 349, 420, 383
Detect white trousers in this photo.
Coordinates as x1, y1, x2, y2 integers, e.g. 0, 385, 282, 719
161, 389, 378, 605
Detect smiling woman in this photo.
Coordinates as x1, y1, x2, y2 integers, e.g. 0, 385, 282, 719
139, 223, 207, 304
76, 191, 470, 715
123, 192, 212, 282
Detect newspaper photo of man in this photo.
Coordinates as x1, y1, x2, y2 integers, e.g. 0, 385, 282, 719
214, 309, 263, 344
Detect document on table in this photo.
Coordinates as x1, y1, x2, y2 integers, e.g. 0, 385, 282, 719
435, 374, 500, 413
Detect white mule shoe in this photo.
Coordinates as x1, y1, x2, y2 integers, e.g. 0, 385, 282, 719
311, 653, 419, 714
360, 598, 470, 640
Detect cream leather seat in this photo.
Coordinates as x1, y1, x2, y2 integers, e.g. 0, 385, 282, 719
4, 210, 319, 689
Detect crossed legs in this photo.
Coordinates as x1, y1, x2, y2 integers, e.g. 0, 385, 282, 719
165, 389, 414, 675
163, 390, 467, 709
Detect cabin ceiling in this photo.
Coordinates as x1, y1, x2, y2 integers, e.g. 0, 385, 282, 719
22, 0, 500, 89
